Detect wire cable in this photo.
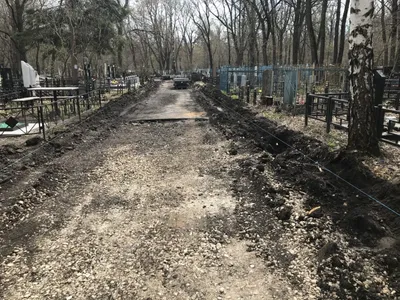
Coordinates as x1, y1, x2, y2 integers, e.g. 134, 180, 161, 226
207, 92, 400, 218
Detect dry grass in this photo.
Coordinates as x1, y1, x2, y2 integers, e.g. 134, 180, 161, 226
254, 105, 400, 183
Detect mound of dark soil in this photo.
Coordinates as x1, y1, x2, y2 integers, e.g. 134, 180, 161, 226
194, 84, 400, 299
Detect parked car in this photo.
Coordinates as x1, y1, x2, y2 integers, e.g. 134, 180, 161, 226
173, 77, 190, 89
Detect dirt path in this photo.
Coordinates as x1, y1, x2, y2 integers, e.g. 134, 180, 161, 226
121, 82, 207, 121
0, 83, 303, 299
1, 82, 398, 300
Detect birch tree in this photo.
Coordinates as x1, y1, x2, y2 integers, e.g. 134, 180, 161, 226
348, 0, 379, 154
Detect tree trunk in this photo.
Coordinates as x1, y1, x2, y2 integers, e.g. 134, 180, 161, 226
326, 16, 334, 63
318, 0, 328, 66
71, 31, 78, 84
396, 8, 400, 68
68, 0, 78, 84
381, 0, 389, 66
390, 0, 398, 65
35, 43, 41, 74
261, 23, 269, 65
129, 39, 137, 70
338, 0, 351, 64
207, 42, 213, 72
278, 32, 284, 65
227, 29, 231, 65
292, 0, 303, 65
286, 37, 291, 65
348, 0, 379, 154
247, 4, 257, 67
235, 43, 244, 66
51, 50, 56, 79
333, 0, 341, 64
271, 29, 277, 65
300, 35, 306, 64
117, 25, 123, 69
306, 0, 318, 64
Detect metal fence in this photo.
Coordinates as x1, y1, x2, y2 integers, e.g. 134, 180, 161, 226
305, 93, 400, 147
218, 66, 348, 106
305, 93, 350, 133
0, 76, 110, 107
0, 104, 44, 137
376, 105, 400, 146
0, 89, 105, 140
383, 78, 400, 110
219, 66, 271, 93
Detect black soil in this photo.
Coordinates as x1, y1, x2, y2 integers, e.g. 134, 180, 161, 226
194, 84, 400, 300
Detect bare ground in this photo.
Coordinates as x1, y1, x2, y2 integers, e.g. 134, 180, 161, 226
0, 83, 305, 299
195, 84, 400, 299
0, 82, 399, 300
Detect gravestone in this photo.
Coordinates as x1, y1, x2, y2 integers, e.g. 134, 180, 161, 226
0, 68, 13, 90
262, 70, 273, 96
241, 75, 247, 87
283, 70, 298, 106
373, 69, 386, 106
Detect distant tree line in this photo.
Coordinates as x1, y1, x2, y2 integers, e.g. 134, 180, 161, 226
0, 0, 398, 77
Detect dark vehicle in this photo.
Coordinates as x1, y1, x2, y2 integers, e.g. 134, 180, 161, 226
162, 75, 171, 80
173, 77, 190, 89
190, 73, 202, 82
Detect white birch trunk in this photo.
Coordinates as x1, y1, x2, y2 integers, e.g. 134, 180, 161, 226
348, 0, 380, 154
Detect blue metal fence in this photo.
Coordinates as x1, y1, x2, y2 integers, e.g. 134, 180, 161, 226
217, 65, 348, 106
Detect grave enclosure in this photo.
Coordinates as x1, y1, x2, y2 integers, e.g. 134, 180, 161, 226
218, 66, 348, 107
217, 65, 400, 147
0, 64, 140, 139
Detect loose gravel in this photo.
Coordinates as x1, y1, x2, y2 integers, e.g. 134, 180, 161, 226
0, 81, 399, 299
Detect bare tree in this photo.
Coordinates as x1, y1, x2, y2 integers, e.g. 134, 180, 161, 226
191, 0, 214, 72
380, 0, 389, 66
210, 0, 249, 66
180, 4, 200, 69
2, 0, 34, 71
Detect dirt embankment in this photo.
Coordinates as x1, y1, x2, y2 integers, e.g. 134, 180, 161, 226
194, 84, 400, 300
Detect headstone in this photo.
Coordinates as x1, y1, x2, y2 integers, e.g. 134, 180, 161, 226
373, 69, 386, 106
241, 75, 247, 87
21, 61, 38, 88
0, 68, 13, 90
262, 70, 273, 96
284, 70, 298, 106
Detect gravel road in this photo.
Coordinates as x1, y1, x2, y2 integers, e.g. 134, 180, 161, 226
0, 82, 301, 299
0, 82, 398, 300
